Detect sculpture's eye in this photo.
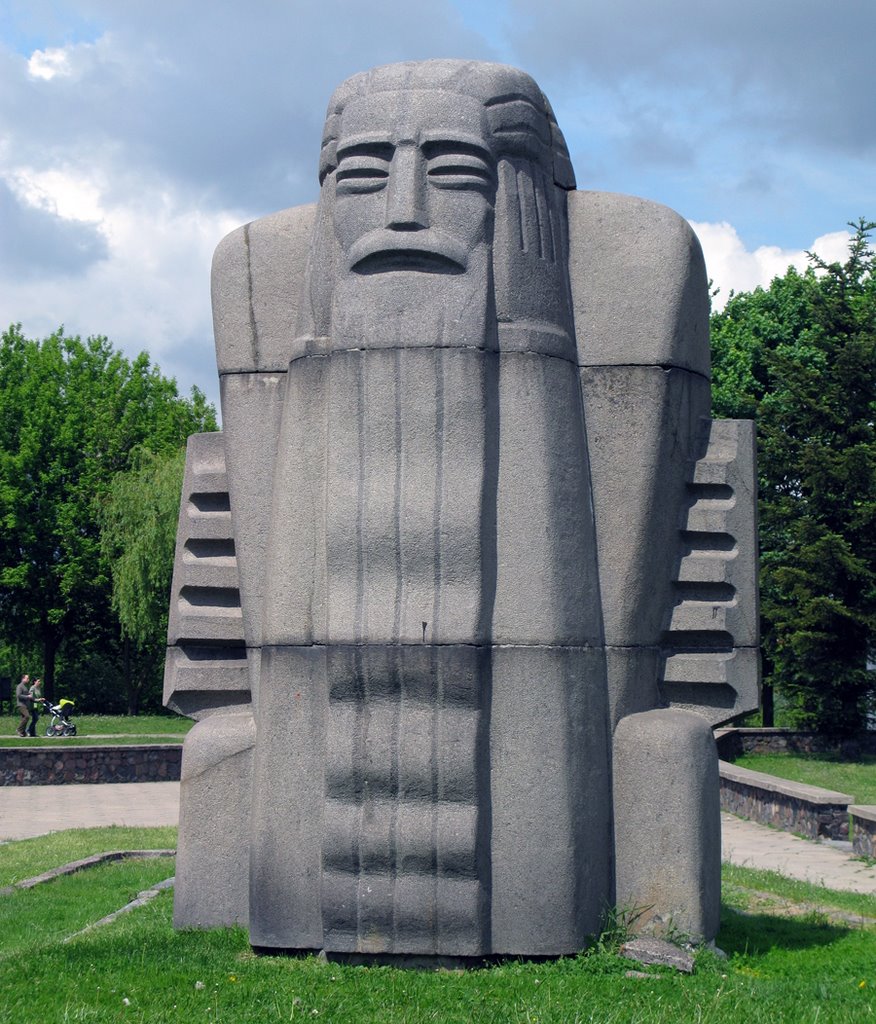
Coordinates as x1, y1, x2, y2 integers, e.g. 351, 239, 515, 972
336, 149, 391, 194
424, 144, 494, 191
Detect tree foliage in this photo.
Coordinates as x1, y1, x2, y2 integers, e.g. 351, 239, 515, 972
0, 326, 215, 706
99, 447, 186, 714
101, 448, 185, 647
711, 220, 876, 734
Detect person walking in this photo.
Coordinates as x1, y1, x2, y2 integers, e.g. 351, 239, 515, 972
15, 674, 32, 738
27, 677, 43, 737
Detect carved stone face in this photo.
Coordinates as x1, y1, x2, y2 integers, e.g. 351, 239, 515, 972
332, 90, 497, 275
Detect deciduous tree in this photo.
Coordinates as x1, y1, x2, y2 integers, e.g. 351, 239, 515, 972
0, 326, 216, 704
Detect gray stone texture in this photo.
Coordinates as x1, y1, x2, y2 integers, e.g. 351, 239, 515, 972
165, 58, 760, 954
173, 710, 254, 929
613, 709, 721, 941
619, 937, 696, 974
568, 190, 710, 376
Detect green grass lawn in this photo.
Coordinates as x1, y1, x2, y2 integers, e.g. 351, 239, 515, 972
733, 752, 876, 804
0, 826, 178, 887
1, 712, 191, 747
0, 828, 874, 1023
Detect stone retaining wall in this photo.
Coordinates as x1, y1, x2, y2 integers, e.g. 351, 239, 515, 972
850, 805, 876, 859
719, 760, 852, 840
0, 745, 182, 786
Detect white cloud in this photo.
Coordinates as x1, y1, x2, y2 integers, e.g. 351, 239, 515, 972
690, 221, 852, 310
0, 168, 242, 407
6, 166, 103, 221
27, 46, 73, 80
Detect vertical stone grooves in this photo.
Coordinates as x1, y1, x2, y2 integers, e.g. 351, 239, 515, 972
355, 353, 367, 644
392, 348, 403, 642
545, 175, 558, 264
388, 647, 402, 946
242, 223, 259, 367
474, 346, 498, 951
353, 645, 370, 941
431, 349, 444, 640
513, 165, 526, 254
429, 645, 441, 948
477, 350, 499, 642
475, 645, 493, 951
532, 166, 545, 260
436, 288, 447, 348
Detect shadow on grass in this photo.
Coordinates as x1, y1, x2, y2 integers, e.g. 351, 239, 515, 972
718, 905, 854, 956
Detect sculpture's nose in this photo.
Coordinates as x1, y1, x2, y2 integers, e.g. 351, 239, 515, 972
385, 146, 428, 231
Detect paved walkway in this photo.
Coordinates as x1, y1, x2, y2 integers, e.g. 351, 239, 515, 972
721, 812, 876, 894
1, 785, 875, 895
0, 782, 180, 840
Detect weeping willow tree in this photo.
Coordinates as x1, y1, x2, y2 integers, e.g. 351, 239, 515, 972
100, 447, 187, 714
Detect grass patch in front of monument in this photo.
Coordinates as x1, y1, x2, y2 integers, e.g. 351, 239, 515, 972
0, 845, 874, 1023
733, 752, 876, 804
0, 826, 178, 887
0, 856, 176, 960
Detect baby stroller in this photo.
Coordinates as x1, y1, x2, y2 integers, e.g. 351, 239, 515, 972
35, 697, 77, 737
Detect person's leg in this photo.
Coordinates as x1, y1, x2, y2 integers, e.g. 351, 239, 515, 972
17, 705, 28, 737
27, 711, 38, 737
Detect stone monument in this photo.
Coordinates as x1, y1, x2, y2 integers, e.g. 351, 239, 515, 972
164, 59, 759, 956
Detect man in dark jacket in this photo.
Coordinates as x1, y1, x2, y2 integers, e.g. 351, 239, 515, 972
15, 674, 32, 738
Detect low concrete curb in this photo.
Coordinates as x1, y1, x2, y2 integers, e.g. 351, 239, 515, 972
0, 849, 176, 895
64, 876, 176, 942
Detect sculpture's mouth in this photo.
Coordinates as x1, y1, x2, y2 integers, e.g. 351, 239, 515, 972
347, 230, 468, 275
353, 250, 464, 275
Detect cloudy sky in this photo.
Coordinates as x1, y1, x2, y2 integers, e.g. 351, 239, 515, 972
1, 0, 873, 409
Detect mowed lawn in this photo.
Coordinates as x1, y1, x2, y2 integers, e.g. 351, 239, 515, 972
733, 752, 876, 805
0, 828, 874, 1023
1, 713, 191, 747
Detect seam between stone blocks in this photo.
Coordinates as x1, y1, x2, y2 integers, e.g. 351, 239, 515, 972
183, 744, 253, 783
216, 359, 711, 383
245, 641, 605, 651
205, 641, 757, 652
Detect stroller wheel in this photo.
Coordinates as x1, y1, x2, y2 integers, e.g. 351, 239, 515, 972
68, 725, 77, 736
45, 725, 54, 738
